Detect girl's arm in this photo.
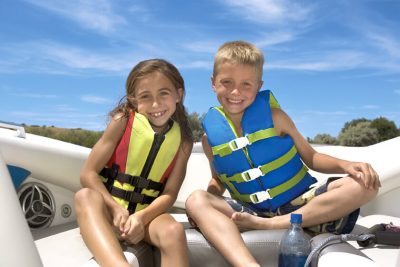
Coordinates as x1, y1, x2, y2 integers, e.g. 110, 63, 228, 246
80, 115, 127, 214
202, 134, 226, 196
272, 108, 380, 189
128, 140, 193, 228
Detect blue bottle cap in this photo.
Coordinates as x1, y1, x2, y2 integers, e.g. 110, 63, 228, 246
290, 213, 302, 224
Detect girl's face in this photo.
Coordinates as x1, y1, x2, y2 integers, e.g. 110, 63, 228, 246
135, 72, 182, 132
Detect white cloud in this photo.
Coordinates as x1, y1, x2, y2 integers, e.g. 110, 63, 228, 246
23, 0, 126, 34
362, 105, 380, 110
366, 32, 400, 59
266, 50, 365, 71
0, 41, 137, 74
14, 93, 57, 99
81, 95, 111, 104
220, 0, 313, 25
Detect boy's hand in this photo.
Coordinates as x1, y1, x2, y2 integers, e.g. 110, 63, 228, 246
121, 214, 145, 244
345, 162, 381, 189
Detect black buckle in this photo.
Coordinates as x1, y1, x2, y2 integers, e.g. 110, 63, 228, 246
126, 191, 145, 204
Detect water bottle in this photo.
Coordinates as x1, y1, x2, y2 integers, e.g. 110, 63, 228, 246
278, 213, 311, 267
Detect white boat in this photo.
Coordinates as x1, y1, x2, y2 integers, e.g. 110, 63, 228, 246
1, 121, 399, 267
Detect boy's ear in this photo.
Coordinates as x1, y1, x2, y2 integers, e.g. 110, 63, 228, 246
257, 80, 264, 91
211, 76, 216, 92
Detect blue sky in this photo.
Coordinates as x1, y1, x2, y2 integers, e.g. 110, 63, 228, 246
1, 0, 399, 138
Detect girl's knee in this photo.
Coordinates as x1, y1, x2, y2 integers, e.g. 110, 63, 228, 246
157, 221, 186, 248
74, 188, 102, 212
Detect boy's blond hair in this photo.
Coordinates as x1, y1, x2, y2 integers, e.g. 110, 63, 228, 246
213, 40, 264, 81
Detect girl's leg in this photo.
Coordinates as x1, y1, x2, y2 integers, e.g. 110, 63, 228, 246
75, 188, 131, 267
185, 190, 260, 267
144, 213, 188, 267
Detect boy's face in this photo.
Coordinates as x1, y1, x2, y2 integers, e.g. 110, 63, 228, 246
212, 62, 262, 117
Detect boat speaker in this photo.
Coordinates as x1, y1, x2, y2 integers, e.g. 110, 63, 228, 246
17, 182, 56, 229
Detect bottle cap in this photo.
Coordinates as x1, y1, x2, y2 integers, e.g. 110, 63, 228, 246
290, 213, 302, 224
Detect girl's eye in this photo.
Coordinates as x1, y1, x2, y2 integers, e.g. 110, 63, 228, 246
138, 94, 150, 100
159, 90, 170, 96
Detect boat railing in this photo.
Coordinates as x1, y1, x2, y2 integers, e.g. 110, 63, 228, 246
0, 121, 26, 138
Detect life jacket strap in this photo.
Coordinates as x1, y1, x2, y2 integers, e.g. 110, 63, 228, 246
100, 167, 164, 191
211, 128, 277, 157
219, 145, 298, 183
100, 164, 119, 191
110, 187, 157, 205
232, 166, 308, 204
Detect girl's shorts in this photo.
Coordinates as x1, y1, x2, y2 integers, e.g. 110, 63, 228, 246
225, 177, 360, 235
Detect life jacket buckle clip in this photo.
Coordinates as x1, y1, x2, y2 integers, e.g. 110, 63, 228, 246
250, 190, 271, 203
229, 136, 250, 151
241, 167, 263, 181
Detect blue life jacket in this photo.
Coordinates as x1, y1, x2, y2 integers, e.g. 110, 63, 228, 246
202, 90, 317, 212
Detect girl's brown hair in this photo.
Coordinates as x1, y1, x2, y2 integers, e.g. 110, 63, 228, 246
110, 59, 193, 143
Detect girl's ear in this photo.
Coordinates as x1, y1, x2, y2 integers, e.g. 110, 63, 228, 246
176, 88, 183, 103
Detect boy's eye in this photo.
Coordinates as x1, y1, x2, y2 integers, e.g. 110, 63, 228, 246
221, 80, 232, 86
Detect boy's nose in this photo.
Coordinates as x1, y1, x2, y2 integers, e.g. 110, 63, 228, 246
152, 100, 160, 108
231, 88, 241, 95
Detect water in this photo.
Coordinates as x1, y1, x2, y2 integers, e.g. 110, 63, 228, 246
278, 253, 308, 267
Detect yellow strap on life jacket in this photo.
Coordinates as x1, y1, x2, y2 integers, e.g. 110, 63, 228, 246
219, 145, 298, 183
232, 165, 308, 203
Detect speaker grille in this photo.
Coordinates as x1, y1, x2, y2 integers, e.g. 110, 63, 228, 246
17, 182, 56, 229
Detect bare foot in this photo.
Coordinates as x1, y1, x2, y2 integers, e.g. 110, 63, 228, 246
231, 212, 270, 230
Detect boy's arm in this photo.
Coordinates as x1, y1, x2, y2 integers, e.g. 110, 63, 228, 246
202, 135, 226, 196
272, 108, 380, 189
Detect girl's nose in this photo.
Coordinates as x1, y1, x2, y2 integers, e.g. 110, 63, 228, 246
152, 99, 160, 108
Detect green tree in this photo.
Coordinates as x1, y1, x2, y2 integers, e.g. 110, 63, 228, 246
340, 118, 370, 133
312, 133, 338, 145
188, 112, 204, 142
370, 117, 399, 142
338, 121, 379, 146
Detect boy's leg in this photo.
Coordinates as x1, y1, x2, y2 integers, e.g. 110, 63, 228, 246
232, 176, 378, 231
75, 188, 131, 267
186, 190, 260, 267
145, 213, 189, 267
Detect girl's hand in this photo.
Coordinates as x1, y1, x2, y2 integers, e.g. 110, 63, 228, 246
344, 161, 381, 189
121, 214, 145, 244
110, 204, 129, 238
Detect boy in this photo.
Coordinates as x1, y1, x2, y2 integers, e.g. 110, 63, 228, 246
185, 41, 380, 267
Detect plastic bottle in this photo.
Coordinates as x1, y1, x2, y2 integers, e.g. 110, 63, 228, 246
278, 213, 311, 267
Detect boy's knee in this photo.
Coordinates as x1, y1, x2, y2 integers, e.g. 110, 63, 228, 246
346, 177, 379, 201
185, 189, 209, 211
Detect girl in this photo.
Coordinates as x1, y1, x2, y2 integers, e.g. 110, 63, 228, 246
75, 59, 193, 267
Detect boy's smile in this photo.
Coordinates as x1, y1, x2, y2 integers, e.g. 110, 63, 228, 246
212, 62, 262, 121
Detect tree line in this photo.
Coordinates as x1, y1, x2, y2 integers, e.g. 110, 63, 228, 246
310, 117, 400, 146
24, 114, 399, 148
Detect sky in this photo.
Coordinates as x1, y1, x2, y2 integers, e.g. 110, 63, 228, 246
1, 0, 399, 139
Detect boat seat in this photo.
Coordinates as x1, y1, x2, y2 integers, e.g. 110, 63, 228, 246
34, 214, 376, 267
